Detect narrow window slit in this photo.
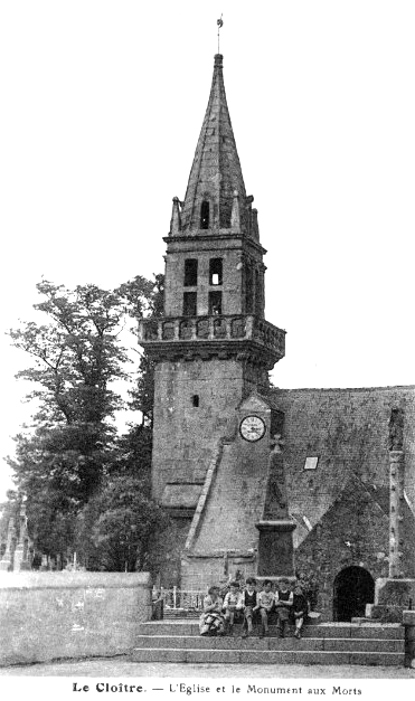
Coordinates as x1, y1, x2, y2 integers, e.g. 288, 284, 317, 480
200, 201, 210, 229
209, 258, 223, 286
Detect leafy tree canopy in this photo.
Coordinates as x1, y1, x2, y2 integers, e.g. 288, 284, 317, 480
4, 275, 165, 566
8, 278, 157, 426
77, 474, 168, 572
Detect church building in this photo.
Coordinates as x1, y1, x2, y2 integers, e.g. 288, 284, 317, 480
139, 53, 415, 621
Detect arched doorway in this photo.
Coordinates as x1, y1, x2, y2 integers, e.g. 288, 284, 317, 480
333, 566, 375, 622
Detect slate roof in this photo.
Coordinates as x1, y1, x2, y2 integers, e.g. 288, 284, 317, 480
270, 385, 415, 548
179, 54, 248, 234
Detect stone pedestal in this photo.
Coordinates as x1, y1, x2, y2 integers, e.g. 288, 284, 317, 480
256, 520, 296, 577
13, 544, 30, 572
255, 446, 296, 577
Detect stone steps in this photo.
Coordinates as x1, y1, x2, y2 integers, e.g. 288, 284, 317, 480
133, 621, 405, 666
135, 634, 402, 653
138, 621, 404, 639
132, 648, 404, 666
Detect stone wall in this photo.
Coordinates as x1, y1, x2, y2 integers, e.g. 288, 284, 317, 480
273, 386, 415, 619
368, 578, 415, 623
0, 572, 151, 666
152, 357, 245, 501
294, 477, 390, 620
275, 386, 415, 544
164, 243, 247, 317
150, 517, 191, 588
180, 394, 275, 589
151, 381, 415, 610
190, 437, 269, 554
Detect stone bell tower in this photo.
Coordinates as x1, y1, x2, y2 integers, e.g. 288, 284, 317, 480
139, 54, 286, 585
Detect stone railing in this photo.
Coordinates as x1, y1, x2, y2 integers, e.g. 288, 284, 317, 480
139, 314, 285, 357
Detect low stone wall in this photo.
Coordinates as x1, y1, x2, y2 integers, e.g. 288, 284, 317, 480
367, 578, 415, 622
0, 571, 152, 666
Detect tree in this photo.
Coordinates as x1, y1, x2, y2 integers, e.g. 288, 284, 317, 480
128, 273, 164, 426
9, 279, 148, 424
76, 474, 167, 572
107, 423, 152, 482
6, 275, 163, 564
6, 427, 99, 562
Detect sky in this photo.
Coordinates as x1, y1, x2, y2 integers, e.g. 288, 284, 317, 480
1, 1, 415, 500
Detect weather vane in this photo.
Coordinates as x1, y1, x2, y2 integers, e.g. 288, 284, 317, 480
217, 15, 223, 54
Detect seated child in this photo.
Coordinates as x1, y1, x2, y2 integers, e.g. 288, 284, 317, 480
199, 586, 226, 636
274, 578, 293, 638
255, 579, 275, 637
292, 583, 308, 639
242, 577, 257, 638
223, 581, 243, 633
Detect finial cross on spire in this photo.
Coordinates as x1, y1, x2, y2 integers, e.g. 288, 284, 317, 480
217, 14, 223, 54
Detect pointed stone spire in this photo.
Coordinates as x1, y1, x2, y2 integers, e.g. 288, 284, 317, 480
179, 54, 248, 234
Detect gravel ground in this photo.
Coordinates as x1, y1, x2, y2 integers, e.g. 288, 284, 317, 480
1, 656, 415, 678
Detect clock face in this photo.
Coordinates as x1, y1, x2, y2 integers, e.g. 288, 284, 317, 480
239, 415, 266, 442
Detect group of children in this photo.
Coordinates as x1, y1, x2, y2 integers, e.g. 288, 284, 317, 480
199, 577, 308, 639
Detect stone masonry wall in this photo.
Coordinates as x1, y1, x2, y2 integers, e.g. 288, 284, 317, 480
164, 236, 265, 318
152, 358, 245, 501
180, 394, 273, 589
0, 572, 151, 666
273, 386, 415, 619
294, 478, 390, 620
165, 245, 244, 317
275, 386, 415, 550
181, 555, 256, 591
150, 516, 191, 588
189, 437, 269, 554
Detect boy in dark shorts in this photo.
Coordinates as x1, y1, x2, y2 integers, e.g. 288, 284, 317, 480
242, 577, 257, 638
274, 578, 293, 638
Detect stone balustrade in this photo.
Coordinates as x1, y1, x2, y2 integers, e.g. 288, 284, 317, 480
138, 314, 285, 358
